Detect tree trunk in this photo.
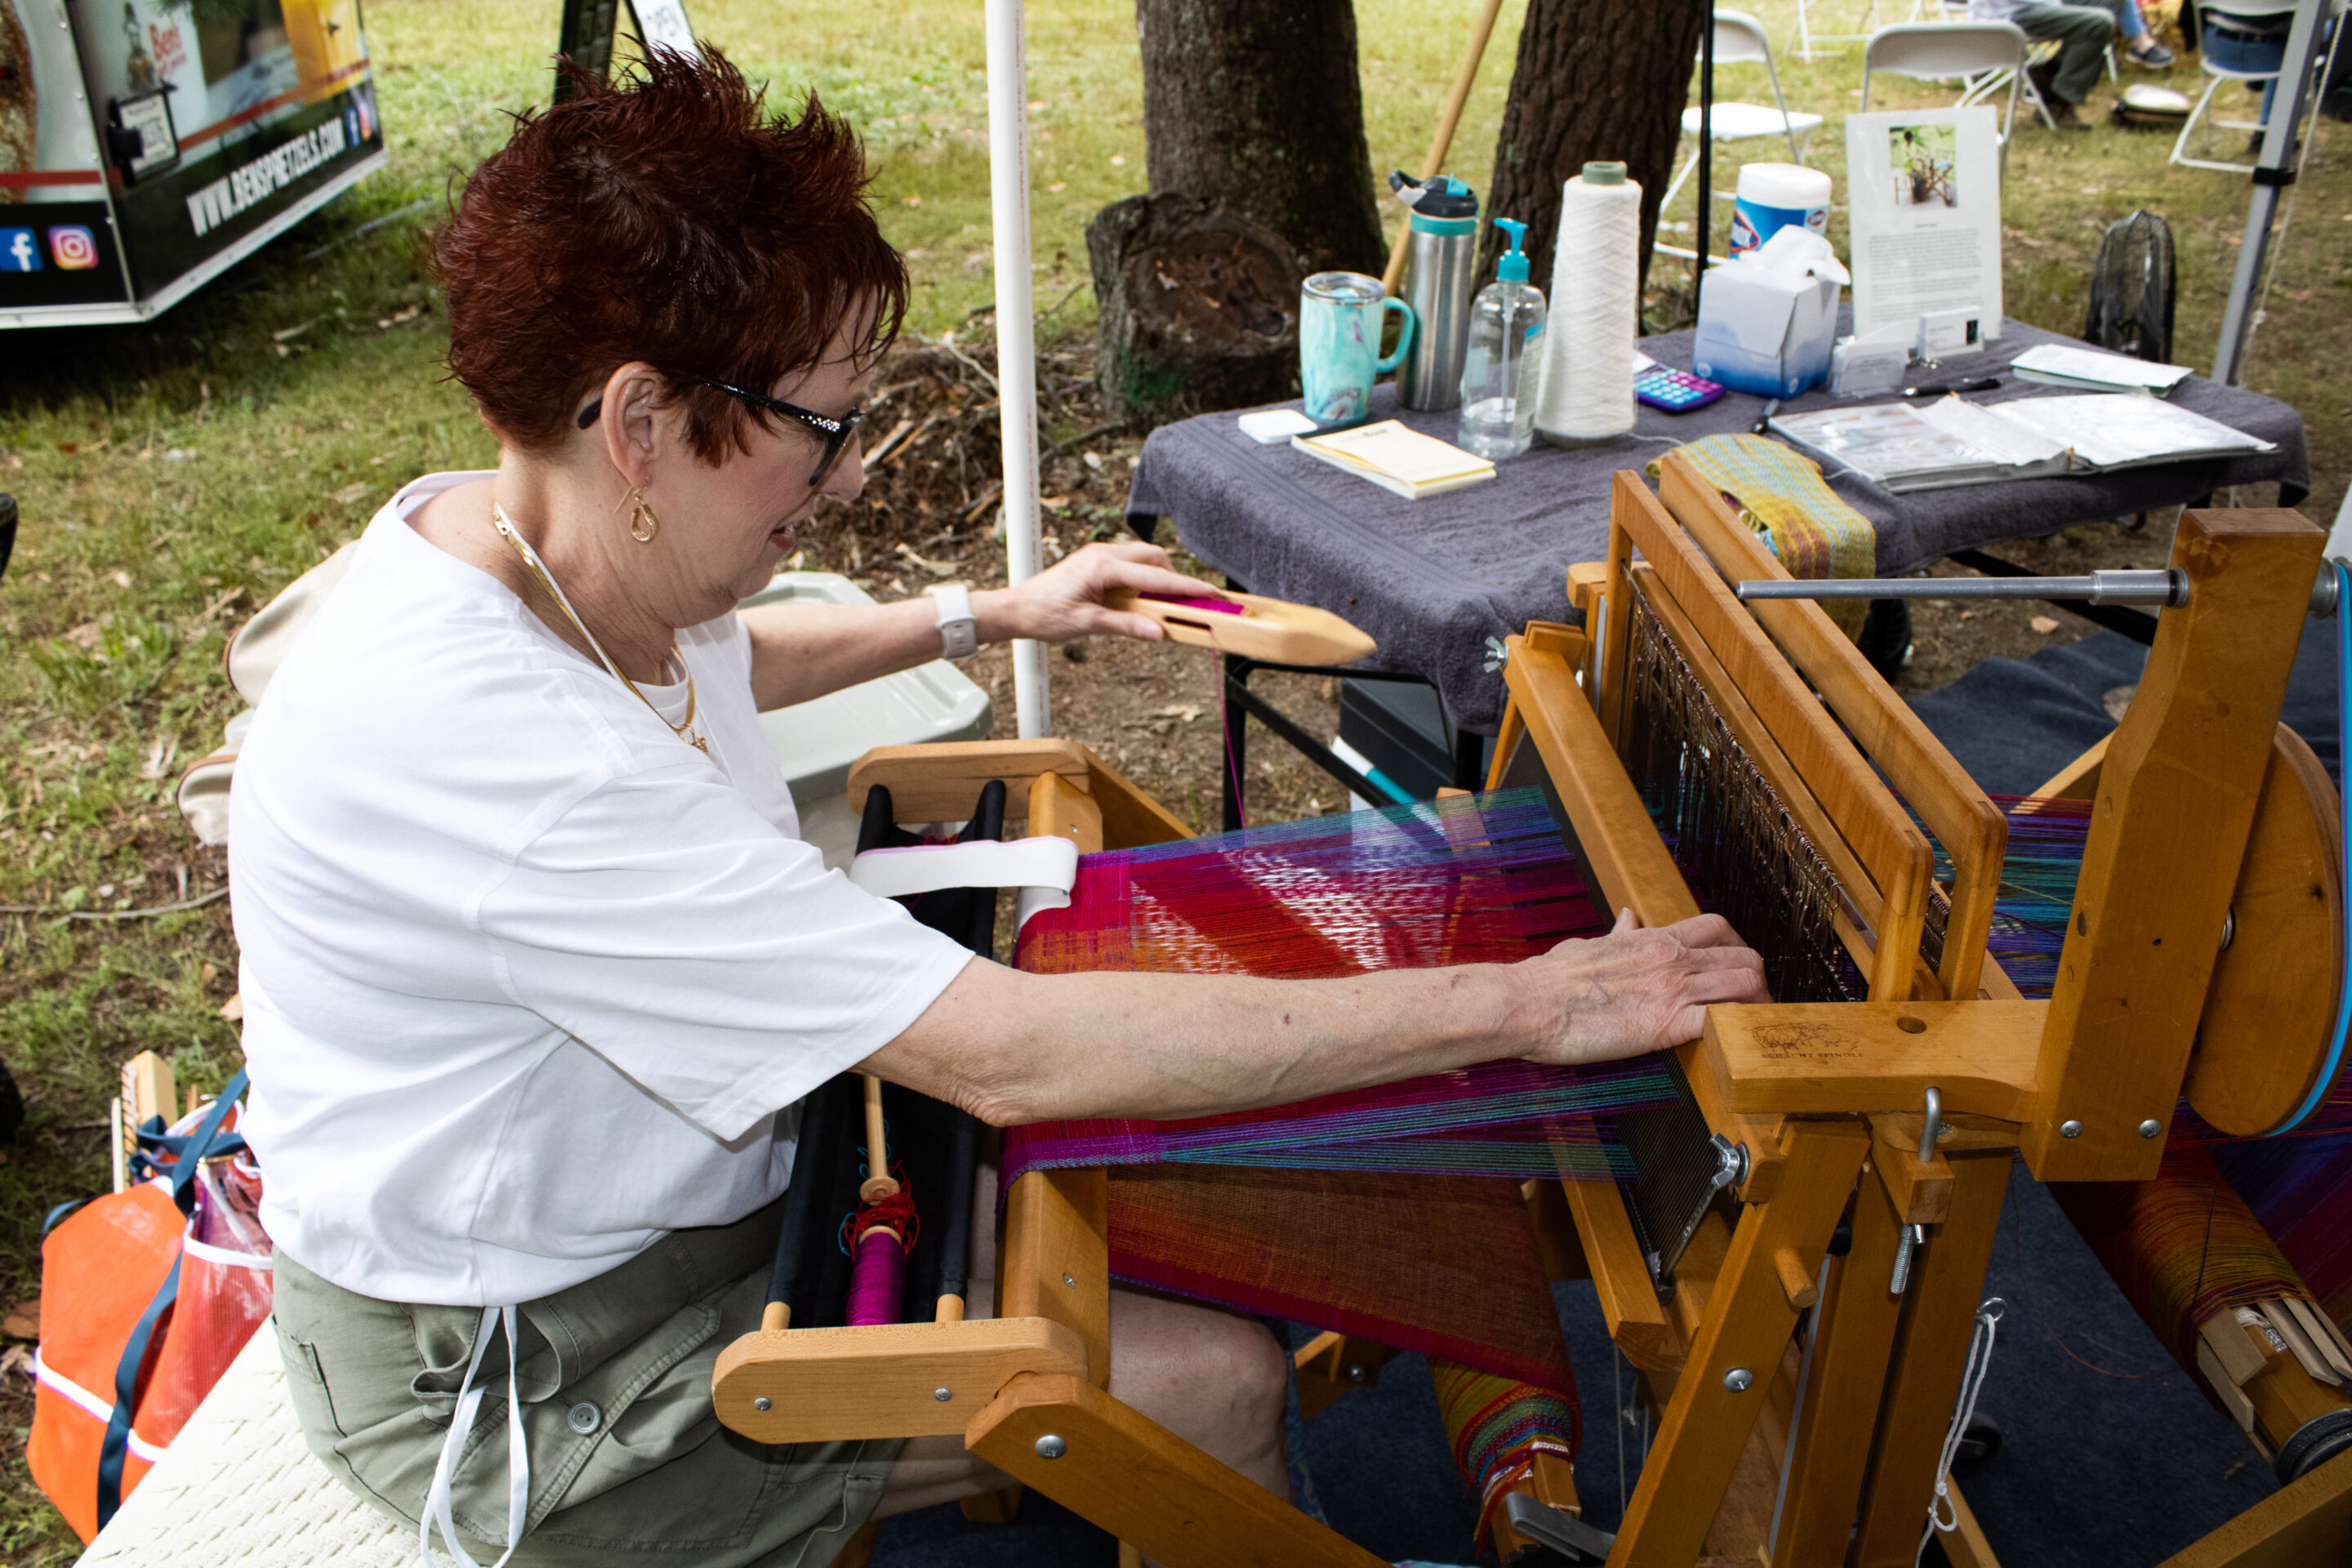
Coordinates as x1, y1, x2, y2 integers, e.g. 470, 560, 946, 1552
1087, 193, 1306, 428
1134, 0, 1384, 277
1482, 0, 1706, 293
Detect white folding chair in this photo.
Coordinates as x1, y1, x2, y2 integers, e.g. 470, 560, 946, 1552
1794, 0, 1923, 60
1860, 21, 2031, 171
2172, 1, 2301, 172
1658, 11, 1828, 264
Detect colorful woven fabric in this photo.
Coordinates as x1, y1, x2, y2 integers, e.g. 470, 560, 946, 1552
1107, 1165, 1576, 1396
1655, 433, 1878, 635
2048, 1138, 2314, 1369
1429, 1357, 1578, 1546
1933, 794, 2352, 1343
1009, 791, 1681, 1185
1007, 791, 1601, 1493
2215, 1132, 2352, 1337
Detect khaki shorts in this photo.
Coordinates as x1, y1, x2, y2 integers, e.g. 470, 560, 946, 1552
272, 1197, 902, 1566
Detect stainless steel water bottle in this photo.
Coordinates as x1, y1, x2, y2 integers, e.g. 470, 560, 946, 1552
1393, 172, 1479, 412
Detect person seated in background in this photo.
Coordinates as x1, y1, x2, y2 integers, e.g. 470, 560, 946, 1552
1970, 0, 2173, 128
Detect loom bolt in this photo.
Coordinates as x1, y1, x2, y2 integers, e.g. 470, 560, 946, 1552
2060, 1120, 2084, 1138
1707, 1133, 1750, 1193
1891, 1223, 1926, 1294
934, 1388, 953, 1401
2139, 1119, 2163, 1138
1723, 1367, 1754, 1392
1036, 1435, 1068, 1459
752, 1396, 772, 1412
1918, 1087, 1943, 1163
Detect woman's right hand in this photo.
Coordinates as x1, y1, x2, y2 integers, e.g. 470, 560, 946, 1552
1517, 910, 1768, 1066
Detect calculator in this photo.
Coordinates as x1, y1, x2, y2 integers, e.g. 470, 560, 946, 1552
1634, 364, 1726, 412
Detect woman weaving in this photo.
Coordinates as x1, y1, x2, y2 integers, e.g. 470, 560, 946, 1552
231, 50, 1766, 1568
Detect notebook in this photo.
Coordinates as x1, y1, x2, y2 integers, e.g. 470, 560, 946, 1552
1290, 421, 1496, 499
1769, 394, 2272, 493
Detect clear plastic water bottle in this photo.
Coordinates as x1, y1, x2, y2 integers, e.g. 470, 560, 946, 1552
1457, 217, 1548, 461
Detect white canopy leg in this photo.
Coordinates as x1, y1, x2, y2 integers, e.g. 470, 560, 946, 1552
985, 0, 1049, 737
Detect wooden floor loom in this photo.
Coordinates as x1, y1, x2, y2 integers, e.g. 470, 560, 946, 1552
708, 454, 2352, 1567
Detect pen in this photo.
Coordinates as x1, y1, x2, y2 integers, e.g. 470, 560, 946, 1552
1901, 376, 2002, 398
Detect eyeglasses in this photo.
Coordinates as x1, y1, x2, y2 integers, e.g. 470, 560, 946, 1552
573, 380, 866, 488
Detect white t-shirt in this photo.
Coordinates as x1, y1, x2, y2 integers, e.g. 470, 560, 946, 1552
230, 471, 973, 1306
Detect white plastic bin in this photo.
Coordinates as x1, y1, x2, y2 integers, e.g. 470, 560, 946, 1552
739, 572, 993, 868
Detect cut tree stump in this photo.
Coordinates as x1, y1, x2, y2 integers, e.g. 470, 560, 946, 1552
1086, 193, 1305, 431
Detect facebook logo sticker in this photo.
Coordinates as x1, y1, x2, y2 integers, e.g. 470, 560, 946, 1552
1, 229, 40, 272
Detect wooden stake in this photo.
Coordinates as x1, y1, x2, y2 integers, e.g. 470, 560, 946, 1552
1380, 0, 1507, 297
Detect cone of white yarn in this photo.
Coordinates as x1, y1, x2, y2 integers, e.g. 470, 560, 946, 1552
1533, 161, 1642, 446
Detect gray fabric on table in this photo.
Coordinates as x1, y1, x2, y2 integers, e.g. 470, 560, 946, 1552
1127, 310, 2308, 733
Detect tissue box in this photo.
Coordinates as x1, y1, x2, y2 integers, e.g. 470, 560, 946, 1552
1690, 230, 1845, 399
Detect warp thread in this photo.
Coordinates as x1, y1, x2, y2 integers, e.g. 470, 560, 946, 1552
1009, 790, 1680, 1183
1429, 1357, 1578, 1548
1624, 594, 1863, 1004
1532, 170, 1641, 443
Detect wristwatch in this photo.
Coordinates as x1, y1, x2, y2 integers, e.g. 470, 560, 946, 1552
926, 584, 979, 661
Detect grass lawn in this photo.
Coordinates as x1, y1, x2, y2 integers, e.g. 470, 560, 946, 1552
0, 0, 2345, 1556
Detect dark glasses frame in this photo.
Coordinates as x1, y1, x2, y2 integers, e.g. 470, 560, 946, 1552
574, 380, 866, 488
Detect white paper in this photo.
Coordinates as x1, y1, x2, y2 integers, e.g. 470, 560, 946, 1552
1984, 394, 2274, 470
1846, 108, 2005, 340
1911, 397, 2068, 467
2010, 343, 2192, 393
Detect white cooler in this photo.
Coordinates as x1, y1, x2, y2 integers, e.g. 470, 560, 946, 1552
740, 572, 994, 869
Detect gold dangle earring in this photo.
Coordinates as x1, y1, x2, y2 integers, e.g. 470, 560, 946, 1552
615, 485, 660, 544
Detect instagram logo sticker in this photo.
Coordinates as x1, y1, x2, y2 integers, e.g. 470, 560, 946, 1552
49, 226, 100, 270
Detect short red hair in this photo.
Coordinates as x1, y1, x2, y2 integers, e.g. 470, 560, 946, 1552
430, 47, 906, 462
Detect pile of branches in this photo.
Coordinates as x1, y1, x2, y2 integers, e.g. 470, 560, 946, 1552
807, 326, 1134, 599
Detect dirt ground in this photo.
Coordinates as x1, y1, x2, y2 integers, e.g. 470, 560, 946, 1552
808, 330, 2187, 828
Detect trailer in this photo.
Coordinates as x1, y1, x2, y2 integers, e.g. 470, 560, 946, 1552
0, 0, 385, 330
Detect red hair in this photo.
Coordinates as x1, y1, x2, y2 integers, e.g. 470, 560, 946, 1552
430, 48, 906, 462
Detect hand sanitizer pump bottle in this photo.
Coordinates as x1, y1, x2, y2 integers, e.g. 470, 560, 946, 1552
1458, 218, 1548, 461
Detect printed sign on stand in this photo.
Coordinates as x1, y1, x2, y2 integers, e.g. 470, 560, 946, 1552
1843, 105, 2005, 342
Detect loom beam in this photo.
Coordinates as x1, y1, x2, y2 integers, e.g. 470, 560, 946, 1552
2028, 509, 2323, 1179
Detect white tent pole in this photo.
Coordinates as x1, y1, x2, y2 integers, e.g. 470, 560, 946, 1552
984, 0, 1048, 738
2212, 0, 2326, 386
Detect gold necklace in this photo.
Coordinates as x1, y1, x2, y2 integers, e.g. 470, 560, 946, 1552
492, 504, 710, 755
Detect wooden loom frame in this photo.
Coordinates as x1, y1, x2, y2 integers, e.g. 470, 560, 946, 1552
711, 461, 2351, 1566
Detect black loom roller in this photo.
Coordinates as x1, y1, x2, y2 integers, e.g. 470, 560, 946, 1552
758, 781, 1003, 1330
929, 779, 1004, 1318
761, 1072, 853, 1331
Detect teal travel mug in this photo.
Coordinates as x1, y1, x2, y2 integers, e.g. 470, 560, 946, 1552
1298, 272, 1415, 427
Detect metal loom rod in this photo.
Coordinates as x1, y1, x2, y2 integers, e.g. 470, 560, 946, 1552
1742, 560, 2352, 617
1737, 570, 2187, 607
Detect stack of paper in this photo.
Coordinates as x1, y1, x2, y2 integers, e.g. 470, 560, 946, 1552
1290, 421, 1496, 499
1771, 393, 2272, 493
2010, 343, 2192, 395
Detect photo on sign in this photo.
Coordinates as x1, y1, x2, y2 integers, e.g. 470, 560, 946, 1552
1891, 124, 1957, 208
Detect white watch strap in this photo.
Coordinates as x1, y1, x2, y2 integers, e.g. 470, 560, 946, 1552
927, 584, 978, 661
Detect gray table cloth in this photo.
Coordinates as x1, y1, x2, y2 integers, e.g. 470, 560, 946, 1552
1125, 310, 2309, 733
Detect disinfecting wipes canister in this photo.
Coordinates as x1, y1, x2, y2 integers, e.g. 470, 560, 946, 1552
1728, 163, 1831, 258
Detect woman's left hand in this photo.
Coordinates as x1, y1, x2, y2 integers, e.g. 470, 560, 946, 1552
984, 541, 1219, 646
